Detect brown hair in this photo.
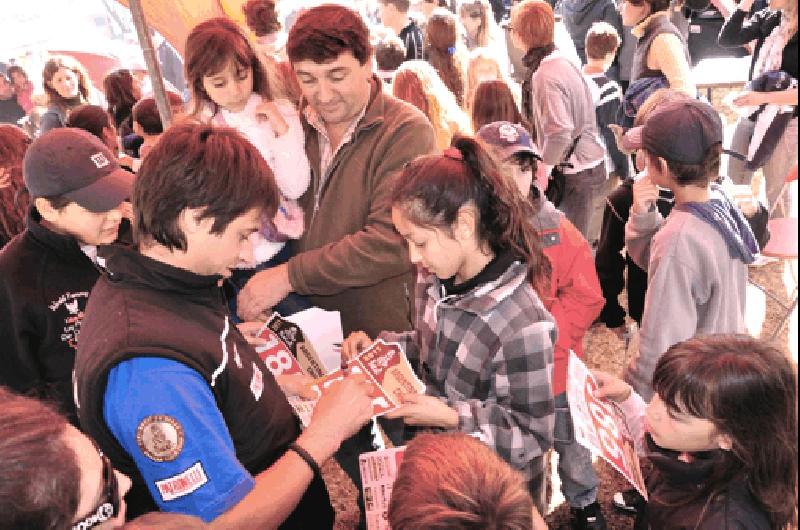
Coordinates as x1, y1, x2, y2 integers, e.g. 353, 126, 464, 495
184, 17, 271, 116
0, 387, 81, 530
644, 143, 722, 187
458, 0, 495, 48
42, 55, 93, 110
0, 125, 32, 244
286, 4, 373, 66
393, 60, 470, 149
392, 134, 550, 295
375, 34, 407, 73
103, 69, 140, 129
132, 94, 184, 135
380, 0, 412, 12
510, 0, 554, 50
134, 122, 280, 250
65, 104, 113, 144
653, 335, 798, 530
585, 21, 621, 60
242, 0, 281, 37
471, 80, 527, 132
425, 8, 467, 106
388, 433, 534, 530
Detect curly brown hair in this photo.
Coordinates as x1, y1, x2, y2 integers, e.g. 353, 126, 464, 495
242, 0, 281, 37
0, 124, 32, 245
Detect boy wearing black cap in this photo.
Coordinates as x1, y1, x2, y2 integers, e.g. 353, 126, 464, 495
0, 127, 133, 424
622, 99, 758, 401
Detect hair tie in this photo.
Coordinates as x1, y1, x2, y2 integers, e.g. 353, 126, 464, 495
443, 147, 463, 160
447, 46, 456, 55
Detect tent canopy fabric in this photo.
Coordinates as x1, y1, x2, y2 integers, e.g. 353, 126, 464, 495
114, 0, 253, 57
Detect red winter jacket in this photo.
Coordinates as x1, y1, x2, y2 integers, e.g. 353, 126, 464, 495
532, 197, 604, 395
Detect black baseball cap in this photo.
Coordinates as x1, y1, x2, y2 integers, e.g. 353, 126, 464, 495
622, 99, 723, 165
24, 128, 133, 212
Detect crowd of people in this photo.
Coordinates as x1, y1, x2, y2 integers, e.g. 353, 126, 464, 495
0, 0, 797, 529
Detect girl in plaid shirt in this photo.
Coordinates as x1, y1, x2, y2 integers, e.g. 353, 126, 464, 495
343, 135, 556, 510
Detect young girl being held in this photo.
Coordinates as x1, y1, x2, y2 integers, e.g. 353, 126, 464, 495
185, 17, 310, 280
594, 335, 798, 530
342, 135, 556, 512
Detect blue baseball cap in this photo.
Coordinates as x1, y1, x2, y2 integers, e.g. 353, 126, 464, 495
476, 121, 542, 161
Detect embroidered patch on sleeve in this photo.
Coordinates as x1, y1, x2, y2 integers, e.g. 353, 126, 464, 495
154, 461, 209, 502
136, 415, 185, 462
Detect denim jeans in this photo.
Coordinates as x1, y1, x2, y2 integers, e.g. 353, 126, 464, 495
553, 391, 600, 508
560, 163, 608, 239
728, 116, 798, 217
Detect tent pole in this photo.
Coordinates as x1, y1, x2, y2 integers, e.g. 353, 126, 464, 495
128, 0, 172, 129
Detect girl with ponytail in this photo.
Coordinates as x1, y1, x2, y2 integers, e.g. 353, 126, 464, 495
342, 134, 556, 512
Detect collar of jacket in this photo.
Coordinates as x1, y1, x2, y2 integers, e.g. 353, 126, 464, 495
425, 260, 529, 316
26, 206, 94, 263
632, 11, 669, 39
301, 75, 386, 144
645, 433, 727, 487
100, 245, 225, 303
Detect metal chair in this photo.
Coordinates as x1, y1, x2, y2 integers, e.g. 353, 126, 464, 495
751, 166, 798, 340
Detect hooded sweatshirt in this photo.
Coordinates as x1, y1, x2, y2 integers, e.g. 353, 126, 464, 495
623, 184, 755, 401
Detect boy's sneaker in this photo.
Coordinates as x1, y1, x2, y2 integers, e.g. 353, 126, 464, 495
570, 501, 608, 530
613, 488, 645, 516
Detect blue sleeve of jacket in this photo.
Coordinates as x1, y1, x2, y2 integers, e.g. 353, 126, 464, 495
104, 357, 254, 522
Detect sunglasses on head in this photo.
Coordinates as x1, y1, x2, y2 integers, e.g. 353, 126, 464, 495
71, 452, 120, 530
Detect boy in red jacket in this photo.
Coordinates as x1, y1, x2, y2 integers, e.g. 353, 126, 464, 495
479, 122, 607, 530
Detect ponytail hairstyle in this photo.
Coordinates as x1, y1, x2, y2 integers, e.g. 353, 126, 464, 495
425, 8, 468, 106
392, 134, 550, 295
653, 335, 798, 530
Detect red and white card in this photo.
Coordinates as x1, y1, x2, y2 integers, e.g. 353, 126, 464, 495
567, 351, 648, 500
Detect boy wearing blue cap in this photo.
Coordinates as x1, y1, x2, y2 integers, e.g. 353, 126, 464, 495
478, 121, 608, 530
0, 127, 133, 424
622, 99, 758, 402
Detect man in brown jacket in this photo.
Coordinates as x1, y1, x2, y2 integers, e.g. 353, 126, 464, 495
238, 4, 436, 338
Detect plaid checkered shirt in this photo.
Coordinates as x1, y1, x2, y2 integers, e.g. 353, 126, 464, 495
381, 261, 556, 479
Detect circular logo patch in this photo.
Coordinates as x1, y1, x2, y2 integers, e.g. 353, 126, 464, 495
136, 415, 185, 462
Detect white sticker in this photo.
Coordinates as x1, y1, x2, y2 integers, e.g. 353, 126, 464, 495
90, 152, 110, 168
250, 362, 264, 401
155, 462, 208, 502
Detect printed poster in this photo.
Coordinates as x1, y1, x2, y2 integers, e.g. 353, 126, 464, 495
567, 351, 648, 499
359, 446, 407, 530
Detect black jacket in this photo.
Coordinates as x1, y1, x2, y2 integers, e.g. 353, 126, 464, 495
595, 179, 674, 327
0, 209, 115, 424
74, 246, 333, 527
636, 436, 771, 530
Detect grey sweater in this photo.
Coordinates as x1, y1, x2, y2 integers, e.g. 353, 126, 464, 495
530, 51, 606, 173
624, 199, 749, 401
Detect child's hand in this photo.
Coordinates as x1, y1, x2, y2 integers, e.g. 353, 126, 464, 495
385, 394, 459, 429
276, 373, 317, 399
0, 167, 11, 188
256, 101, 289, 136
631, 174, 658, 215
592, 371, 633, 402
341, 331, 373, 362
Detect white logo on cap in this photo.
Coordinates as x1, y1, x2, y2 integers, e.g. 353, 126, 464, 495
498, 123, 519, 143
90, 153, 110, 169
